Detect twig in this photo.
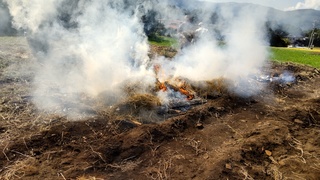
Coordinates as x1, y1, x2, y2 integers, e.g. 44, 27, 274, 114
3, 143, 10, 161
85, 122, 98, 135
309, 112, 316, 124
11, 150, 31, 158
288, 137, 307, 164
240, 167, 254, 180
226, 124, 243, 138
58, 172, 67, 180
150, 145, 161, 157
123, 155, 137, 162
0, 114, 5, 120
22, 137, 29, 150
90, 146, 106, 162
60, 132, 64, 145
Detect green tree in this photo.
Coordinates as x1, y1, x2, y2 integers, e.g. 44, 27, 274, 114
305, 28, 320, 47
141, 10, 165, 38
266, 22, 289, 47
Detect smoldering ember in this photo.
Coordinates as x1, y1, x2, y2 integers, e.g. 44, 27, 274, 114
0, 0, 319, 179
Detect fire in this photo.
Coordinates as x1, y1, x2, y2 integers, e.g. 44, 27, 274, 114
179, 86, 194, 100
154, 64, 195, 100
154, 64, 167, 91
158, 81, 167, 91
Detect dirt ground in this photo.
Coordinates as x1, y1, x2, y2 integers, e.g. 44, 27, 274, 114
0, 38, 320, 180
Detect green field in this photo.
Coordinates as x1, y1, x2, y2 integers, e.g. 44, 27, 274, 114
270, 47, 320, 68
148, 35, 320, 69
148, 35, 178, 47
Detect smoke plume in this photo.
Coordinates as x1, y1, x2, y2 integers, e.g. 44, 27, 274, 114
0, 0, 17, 35
156, 3, 269, 96
5, 0, 270, 116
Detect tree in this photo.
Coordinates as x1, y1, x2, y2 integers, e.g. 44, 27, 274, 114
141, 10, 165, 38
305, 28, 320, 47
266, 22, 289, 47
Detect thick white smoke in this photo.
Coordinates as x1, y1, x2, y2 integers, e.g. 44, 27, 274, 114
0, 0, 15, 35
5, 0, 61, 32
5, 0, 270, 116
156, 4, 269, 96
5, 0, 156, 115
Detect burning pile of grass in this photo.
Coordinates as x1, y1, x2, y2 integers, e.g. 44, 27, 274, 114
13, 60, 296, 125
108, 76, 227, 122
109, 68, 298, 123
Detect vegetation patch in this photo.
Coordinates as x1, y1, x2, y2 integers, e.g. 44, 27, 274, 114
271, 47, 320, 68
148, 35, 178, 47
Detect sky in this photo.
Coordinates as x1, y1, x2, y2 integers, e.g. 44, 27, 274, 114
203, 0, 320, 11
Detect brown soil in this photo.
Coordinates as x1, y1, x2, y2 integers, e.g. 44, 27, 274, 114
0, 40, 320, 180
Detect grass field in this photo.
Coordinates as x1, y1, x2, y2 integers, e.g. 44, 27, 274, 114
147, 35, 320, 69
148, 35, 178, 47
270, 47, 320, 68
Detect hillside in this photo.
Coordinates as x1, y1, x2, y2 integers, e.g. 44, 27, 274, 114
172, 1, 320, 35
1, 1, 319, 36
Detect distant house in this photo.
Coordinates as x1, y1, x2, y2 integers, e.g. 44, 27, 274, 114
285, 35, 308, 47
163, 20, 184, 32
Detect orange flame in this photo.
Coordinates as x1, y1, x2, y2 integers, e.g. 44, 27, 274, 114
179, 87, 194, 100
154, 64, 194, 100
159, 82, 167, 91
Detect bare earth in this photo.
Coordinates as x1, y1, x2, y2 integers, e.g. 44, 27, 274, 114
0, 38, 319, 180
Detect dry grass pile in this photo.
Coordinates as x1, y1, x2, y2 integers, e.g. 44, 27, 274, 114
109, 77, 225, 121
111, 93, 162, 123
189, 78, 227, 99
125, 94, 161, 110
1, 157, 39, 180
114, 94, 161, 115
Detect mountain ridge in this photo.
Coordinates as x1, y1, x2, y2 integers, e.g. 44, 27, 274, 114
174, 1, 320, 35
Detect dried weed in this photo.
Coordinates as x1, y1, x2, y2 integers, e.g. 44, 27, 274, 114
107, 159, 142, 172
1, 157, 38, 180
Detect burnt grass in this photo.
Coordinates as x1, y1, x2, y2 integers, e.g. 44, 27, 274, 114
0, 40, 320, 179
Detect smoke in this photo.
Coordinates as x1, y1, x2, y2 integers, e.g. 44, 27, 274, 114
156, 4, 269, 97
5, 0, 271, 117
0, 0, 17, 35
5, 0, 156, 116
